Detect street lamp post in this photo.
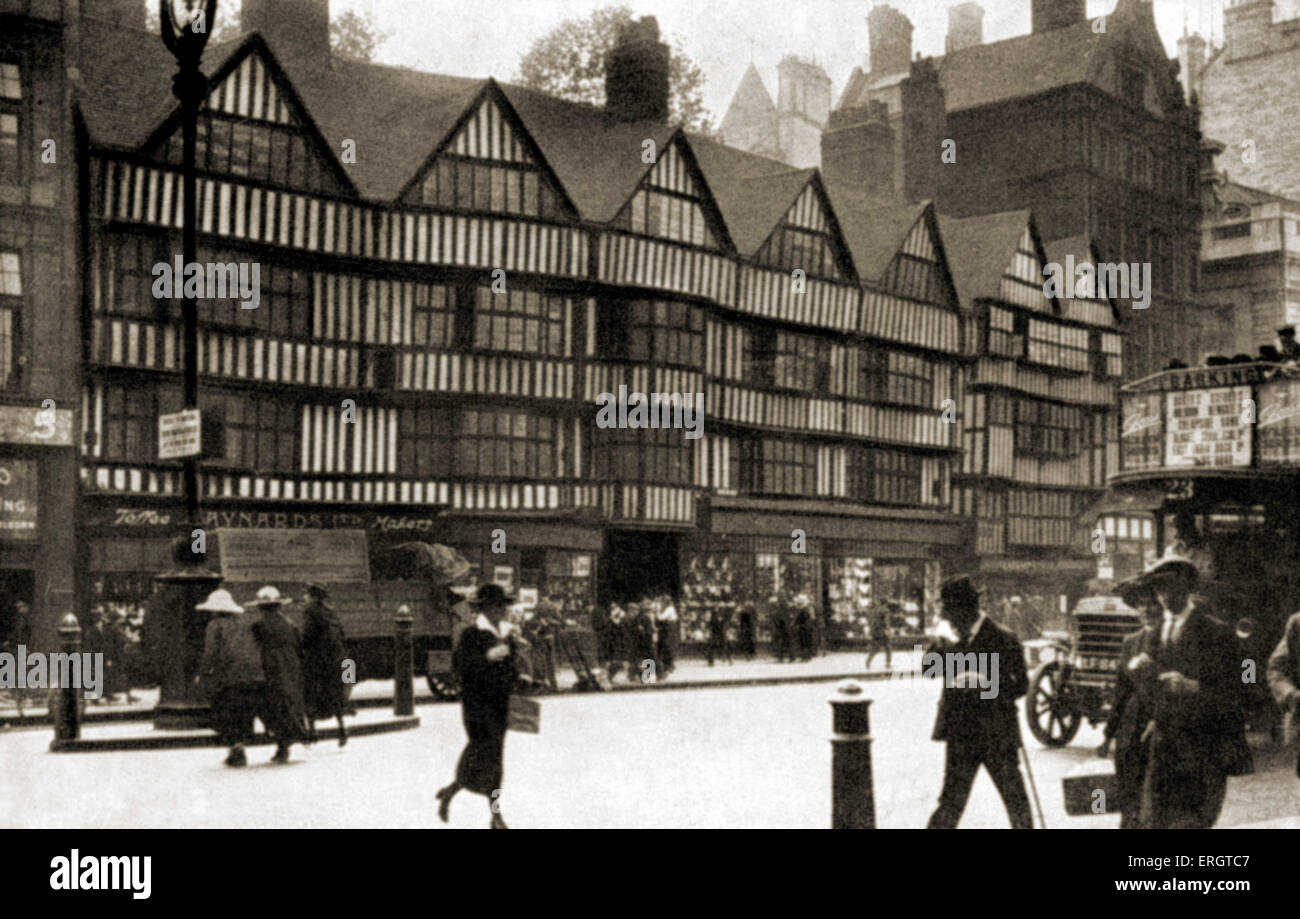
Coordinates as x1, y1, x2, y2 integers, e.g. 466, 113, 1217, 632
152, 0, 222, 729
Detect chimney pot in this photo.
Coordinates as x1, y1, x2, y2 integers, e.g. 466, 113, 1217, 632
243, 0, 333, 64
945, 3, 984, 53
867, 5, 914, 77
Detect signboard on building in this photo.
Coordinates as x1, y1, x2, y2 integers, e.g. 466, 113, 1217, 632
216, 528, 370, 583
1257, 377, 1300, 465
0, 459, 38, 540
1119, 392, 1164, 472
158, 409, 202, 460
1164, 386, 1251, 468
0, 404, 73, 446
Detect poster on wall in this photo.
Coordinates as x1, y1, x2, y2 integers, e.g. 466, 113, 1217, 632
1257, 378, 1300, 466
1119, 392, 1163, 472
0, 459, 38, 540
1164, 386, 1251, 469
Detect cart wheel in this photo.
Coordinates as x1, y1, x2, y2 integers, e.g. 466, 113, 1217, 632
1026, 660, 1080, 747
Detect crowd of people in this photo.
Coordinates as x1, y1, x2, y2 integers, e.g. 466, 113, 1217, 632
197, 582, 350, 767
593, 594, 680, 680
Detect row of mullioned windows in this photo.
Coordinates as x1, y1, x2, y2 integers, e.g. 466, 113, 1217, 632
419, 155, 565, 220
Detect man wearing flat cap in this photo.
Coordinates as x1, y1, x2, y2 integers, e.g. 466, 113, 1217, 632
926, 575, 1033, 829
1138, 548, 1249, 828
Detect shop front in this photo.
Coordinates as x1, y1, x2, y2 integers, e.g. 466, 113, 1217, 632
970, 556, 1100, 638
1, 403, 77, 653
682, 496, 965, 650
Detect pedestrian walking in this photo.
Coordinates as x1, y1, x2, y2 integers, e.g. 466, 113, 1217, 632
437, 584, 520, 829
926, 575, 1034, 830
1267, 608, 1300, 778
770, 599, 792, 663
81, 610, 110, 705
655, 594, 678, 677
865, 601, 892, 670
604, 602, 627, 679
794, 604, 814, 662
249, 585, 308, 764
300, 583, 349, 747
737, 606, 757, 659
1096, 576, 1163, 828
635, 602, 659, 680
196, 589, 266, 768
1138, 549, 1250, 828
706, 606, 732, 666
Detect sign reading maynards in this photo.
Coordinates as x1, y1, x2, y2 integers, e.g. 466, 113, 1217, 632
1257, 378, 1300, 465
1119, 392, 1164, 472
216, 528, 371, 583
94, 507, 440, 531
1164, 386, 1251, 468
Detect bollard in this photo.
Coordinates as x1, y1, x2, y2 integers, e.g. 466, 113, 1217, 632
394, 604, 414, 717
829, 679, 875, 829
52, 614, 83, 746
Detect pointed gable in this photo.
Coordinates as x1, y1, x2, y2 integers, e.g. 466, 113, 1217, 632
403, 86, 574, 219
719, 63, 778, 157
146, 41, 353, 196
752, 176, 855, 282
939, 211, 1050, 312
999, 225, 1055, 313
610, 135, 726, 249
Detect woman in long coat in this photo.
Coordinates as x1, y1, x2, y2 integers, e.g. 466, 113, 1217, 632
437, 584, 519, 829
249, 585, 309, 764
300, 583, 349, 747
196, 589, 266, 768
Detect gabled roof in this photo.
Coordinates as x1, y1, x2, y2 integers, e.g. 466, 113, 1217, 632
1043, 235, 1122, 321
498, 83, 679, 224
687, 134, 816, 255
822, 183, 929, 283
77, 16, 247, 151
933, 20, 1106, 112
938, 210, 1039, 308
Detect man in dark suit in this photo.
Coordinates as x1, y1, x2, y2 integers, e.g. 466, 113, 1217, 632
1097, 576, 1163, 828
1140, 549, 1248, 828
249, 585, 309, 764
926, 576, 1033, 829
1267, 610, 1300, 778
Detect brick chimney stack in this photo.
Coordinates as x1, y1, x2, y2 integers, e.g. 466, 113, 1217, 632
898, 57, 947, 202
1224, 0, 1276, 62
945, 3, 984, 53
821, 100, 896, 200
243, 0, 333, 64
605, 15, 671, 123
1032, 0, 1086, 33
867, 5, 913, 77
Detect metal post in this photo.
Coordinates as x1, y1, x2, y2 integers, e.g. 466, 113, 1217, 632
829, 679, 875, 829
51, 614, 83, 748
394, 604, 414, 716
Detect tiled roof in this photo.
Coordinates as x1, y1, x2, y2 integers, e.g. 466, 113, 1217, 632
839, 20, 1105, 114
823, 182, 928, 283
687, 134, 814, 256
938, 211, 1032, 307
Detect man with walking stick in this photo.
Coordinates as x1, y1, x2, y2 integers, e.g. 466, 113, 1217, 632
924, 575, 1035, 829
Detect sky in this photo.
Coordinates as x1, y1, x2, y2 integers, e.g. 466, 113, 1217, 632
287, 0, 1296, 125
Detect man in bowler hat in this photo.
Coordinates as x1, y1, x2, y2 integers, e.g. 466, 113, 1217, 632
925, 575, 1033, 829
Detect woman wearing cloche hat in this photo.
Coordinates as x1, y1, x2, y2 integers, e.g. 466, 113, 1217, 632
196, 588, 265, 768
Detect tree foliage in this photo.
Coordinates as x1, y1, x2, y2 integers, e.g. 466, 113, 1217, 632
516, 4, 716, 135
142, 1, 387, 61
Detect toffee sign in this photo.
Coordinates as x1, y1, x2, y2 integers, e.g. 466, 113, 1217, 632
158, 409, 202, 460
1164, 386, 1251, 469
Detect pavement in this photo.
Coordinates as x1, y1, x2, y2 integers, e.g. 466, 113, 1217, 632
4, 674, 1296, 829
0, 648, 926, 728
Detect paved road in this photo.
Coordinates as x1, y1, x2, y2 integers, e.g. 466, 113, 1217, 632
3, 677, 1293, 828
